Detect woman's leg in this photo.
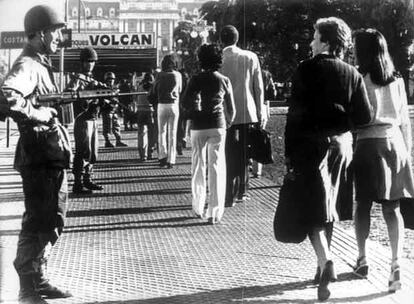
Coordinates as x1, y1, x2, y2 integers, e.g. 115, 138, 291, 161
167, 104, 179, 164
191, 130, 207, 216
206, 129, 226, 222
309, 225, 335, 301
137, 124, 148, 160
382, 200, 404, 292
309, 226, 332, 270
157, 105, 168, 161
354, 200, 373, 260
382, 200, 404, 264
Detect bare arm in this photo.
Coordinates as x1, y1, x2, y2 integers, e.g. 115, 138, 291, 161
224, 77, 235, 127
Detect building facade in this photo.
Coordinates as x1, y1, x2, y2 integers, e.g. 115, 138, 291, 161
67, 0, 207, 66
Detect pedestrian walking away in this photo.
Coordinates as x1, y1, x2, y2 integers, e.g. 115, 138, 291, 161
149, 55, 182, 169
182, 44, 235, 224
284, 17, 372, 301
219, 25, 266, 207
67, 46, 104, 194
101, 71, 127, 148
352, 28, 414, 293
0, 5, 73, 304
136, 72, 156, 161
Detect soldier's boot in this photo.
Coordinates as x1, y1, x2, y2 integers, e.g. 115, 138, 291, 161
33, 262, 72, 299
18, 275, 48, 304
83, 174, 103, 191
115, 136, 127, 147
104, 136, 115, 148
138, 148, 146, 162
34, 277, 72, 299
72, 176, 92, 194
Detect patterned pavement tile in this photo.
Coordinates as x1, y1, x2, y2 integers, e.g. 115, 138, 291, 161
1, 122, 413, 304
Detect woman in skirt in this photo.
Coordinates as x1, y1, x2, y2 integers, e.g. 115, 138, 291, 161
284, 17, 372, 301
353, 29, 414, 293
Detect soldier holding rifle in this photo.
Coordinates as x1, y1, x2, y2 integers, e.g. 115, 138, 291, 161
101, 71, 127, 148
0, 5, 72, 304
66, 47, 104, 194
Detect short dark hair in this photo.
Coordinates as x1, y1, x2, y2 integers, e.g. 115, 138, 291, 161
220, 25, 239, 46
354, 28, 395, 86
198, 44, 223, 71
161, 55, 176, 71
314, 17, 351, 57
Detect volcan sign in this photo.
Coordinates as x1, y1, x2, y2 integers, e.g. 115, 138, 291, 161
71, 32, 154, 48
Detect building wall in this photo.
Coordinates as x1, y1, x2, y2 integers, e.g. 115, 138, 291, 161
67, 0, 208, 66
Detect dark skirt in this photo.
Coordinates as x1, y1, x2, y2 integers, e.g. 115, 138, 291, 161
354, 134, 414, 202
294, 132, 354, 226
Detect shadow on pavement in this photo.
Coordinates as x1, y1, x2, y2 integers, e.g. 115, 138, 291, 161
68, 188, 191, 200
93, 174, 191, 182
92, 176, 190, 186
65, 214, 195, 229
67, 205, 191, 218
0, 192, 24, 203
65, 221, 211, 233
78, 281, 390, 304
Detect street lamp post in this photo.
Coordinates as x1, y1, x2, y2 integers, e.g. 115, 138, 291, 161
190, 20, 216, 45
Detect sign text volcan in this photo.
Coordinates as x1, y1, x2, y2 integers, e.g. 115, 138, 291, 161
71, 32, 154, 48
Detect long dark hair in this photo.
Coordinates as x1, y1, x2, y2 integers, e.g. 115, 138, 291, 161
161, 55, 176, 72
353, 28, 396, 86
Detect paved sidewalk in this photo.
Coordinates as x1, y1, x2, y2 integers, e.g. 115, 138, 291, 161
1, 124, 414, 304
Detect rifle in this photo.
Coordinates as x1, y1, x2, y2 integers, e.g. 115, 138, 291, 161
37, 89, 147, 124
37, 89, 146, 106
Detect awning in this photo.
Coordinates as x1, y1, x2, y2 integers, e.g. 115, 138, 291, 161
51, 48, 157, 78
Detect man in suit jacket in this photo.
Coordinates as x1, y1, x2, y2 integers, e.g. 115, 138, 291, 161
220, 25, 265, 206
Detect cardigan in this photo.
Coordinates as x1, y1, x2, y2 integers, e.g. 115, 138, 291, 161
285, 54, 372, 162
182, 71, 234, 130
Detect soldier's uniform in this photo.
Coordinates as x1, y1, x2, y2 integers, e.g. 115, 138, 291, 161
67, 47, 103, 194
0, 5, 72, 303
101, 72, 126, 147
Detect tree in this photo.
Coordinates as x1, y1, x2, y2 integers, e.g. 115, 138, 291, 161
0, 54, 8, 84
200, 0, 414, 95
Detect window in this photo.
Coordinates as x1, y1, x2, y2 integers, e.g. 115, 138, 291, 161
85, 7, 90, 17
109, 7, 116, 18
144, 20, 153, 32
98, 22, 102, 30
72, 7, 78, 17
97, 7, 103, 17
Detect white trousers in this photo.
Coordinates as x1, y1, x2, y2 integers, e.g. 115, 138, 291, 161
191, 128, 226, 221
157, 103, 179, 164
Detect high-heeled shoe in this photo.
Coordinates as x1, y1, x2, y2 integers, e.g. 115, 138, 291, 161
314, 264, 337, 285
388, 264, 402, 293
353, 256, 369, 278
317, 260, 335, 301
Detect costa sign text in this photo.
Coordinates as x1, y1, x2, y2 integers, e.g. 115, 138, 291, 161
0, 31, 27, 49
71, 32, 154, 48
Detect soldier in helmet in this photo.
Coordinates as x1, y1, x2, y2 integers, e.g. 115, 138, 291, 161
101, 71, 127, 147
0, 5, 72, 304
67, 46, 104, 194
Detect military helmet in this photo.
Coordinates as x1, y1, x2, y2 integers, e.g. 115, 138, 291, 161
24, 5, 66, 35
104, 72, 116, 80
80, 47, 98, 62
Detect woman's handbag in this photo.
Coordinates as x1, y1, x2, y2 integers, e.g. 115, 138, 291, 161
400, 198, 414, 230
273, 172, 309, 243
248, 126, 274, 164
